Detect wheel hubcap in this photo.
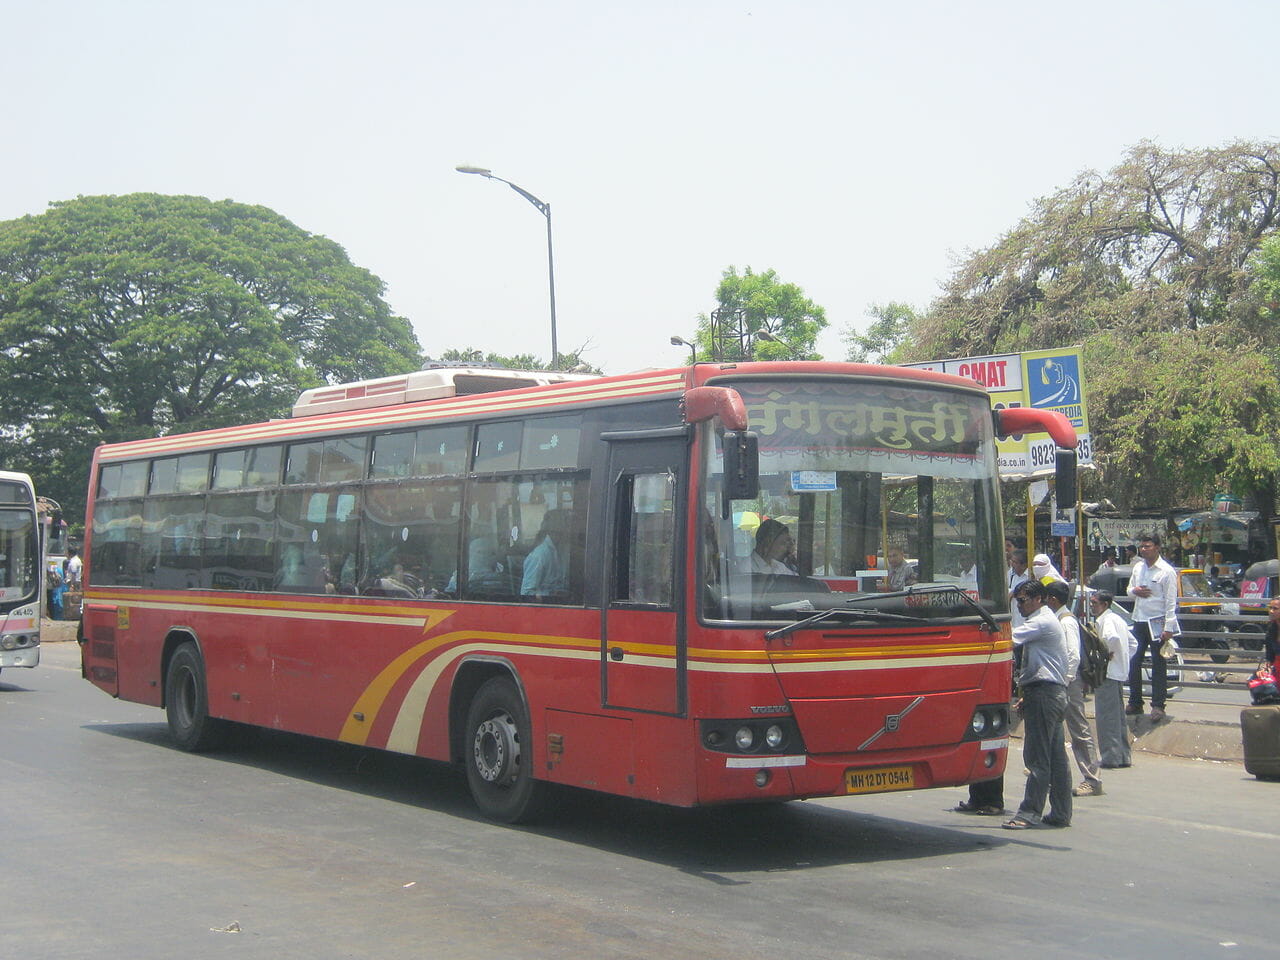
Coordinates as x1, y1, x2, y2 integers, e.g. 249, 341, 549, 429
473, 713, 519, 784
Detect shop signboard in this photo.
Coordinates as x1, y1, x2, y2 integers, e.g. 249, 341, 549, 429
904, 346, 1092, 480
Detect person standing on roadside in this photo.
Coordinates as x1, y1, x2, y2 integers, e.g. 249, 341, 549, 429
1126, 533, 1180, 722
1008, 549, 1030, 627
1044, 581, 1103, 797
1003, 580, 1072, 830
63, 547, 82, 586
1091, 590, 1134, 768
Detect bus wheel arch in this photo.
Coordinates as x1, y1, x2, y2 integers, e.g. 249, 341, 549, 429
163, 635, 227, 752
454, 663, 549, 823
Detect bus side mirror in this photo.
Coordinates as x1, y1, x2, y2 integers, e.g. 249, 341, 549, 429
723, 431, 759, 501
1055, 447, 1078, 505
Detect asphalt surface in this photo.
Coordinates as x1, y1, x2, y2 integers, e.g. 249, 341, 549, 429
10, 629, 1280, 960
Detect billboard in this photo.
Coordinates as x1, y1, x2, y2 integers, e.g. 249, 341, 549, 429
904, 346, 1092, 480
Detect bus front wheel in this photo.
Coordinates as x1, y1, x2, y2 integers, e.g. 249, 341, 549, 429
165, 642, 227, 752
464, 676, 549, 823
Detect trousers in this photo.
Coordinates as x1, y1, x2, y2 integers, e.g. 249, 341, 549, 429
1127, 619, 1168, 710
1065, 672, 1101, 788
1016, 681, 1072, 825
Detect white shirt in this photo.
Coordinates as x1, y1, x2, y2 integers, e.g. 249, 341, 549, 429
1055, 606, 1082, 682
1008, 569, 1030, 627
1094, 608, 1134, 681
750, 552, 791, 575
1127, 555, 1181, 633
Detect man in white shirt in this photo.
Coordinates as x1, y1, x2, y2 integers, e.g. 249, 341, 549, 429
1008, 549, 1030, 628
63, 547, 82, 585
750, 519, 794, 575
1045, 581, 1102, 797
1125, 533, 1180, 722
1091, 590, 1134, 768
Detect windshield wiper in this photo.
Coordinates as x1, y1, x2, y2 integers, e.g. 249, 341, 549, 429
765, 596, 926, 641
763, 583, 999, 641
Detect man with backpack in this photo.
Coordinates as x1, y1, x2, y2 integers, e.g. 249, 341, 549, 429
1044, 581, 1103, 797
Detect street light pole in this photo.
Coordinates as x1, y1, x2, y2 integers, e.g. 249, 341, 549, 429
456, 165, 558, 367
669, 335, 697, 363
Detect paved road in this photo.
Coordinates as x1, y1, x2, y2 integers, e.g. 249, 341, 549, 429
4, 640, 1278, 960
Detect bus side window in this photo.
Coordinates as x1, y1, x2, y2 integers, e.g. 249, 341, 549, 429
614, 471, 676, 607
477, 474, 586, 605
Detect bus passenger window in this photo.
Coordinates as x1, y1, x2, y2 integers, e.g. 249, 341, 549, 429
614, 472, 676, 606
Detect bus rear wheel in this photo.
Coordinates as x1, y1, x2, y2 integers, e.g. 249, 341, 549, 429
165, 642, 227, 752
464, 676, 549, 823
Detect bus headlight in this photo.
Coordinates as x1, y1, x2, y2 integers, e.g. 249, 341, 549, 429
964, 704, 1010, 742
700, 718, 805, 755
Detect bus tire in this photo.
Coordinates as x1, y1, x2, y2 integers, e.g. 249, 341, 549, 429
165, 642, 227, 752
464, 675, 548, 823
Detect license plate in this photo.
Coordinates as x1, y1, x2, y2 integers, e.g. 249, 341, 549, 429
844, 765, 915, 794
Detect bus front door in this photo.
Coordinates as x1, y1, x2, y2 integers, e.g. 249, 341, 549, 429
601, 436, 686, 715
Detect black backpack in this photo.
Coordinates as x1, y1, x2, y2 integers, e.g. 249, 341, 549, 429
1078, 620, 1112, 691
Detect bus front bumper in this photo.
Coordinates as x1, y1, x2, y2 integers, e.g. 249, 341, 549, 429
0, 636, 40, 668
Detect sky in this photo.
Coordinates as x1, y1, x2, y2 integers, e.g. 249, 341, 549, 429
4, 0, 1277, 376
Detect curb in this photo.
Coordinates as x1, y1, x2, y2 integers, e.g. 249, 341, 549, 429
1129, 715, 1244, 763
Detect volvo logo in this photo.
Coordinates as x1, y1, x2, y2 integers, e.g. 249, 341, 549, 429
859, 696, 925, 751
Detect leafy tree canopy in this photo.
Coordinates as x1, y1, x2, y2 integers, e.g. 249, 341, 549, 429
890, 140, 1280, 515
691, 266, 827, 362
0, 193, 422, 520
436, 344, 602, 375
844, 302, 918, 364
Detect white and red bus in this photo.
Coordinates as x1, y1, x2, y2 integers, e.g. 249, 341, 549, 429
0, 470, 42, 673
80, 362, 1076, 821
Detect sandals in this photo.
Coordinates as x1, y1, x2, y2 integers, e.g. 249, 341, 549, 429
1002, 817, 1033, 830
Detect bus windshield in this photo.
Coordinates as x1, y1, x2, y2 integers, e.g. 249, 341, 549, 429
0, 481, 39, 610
701, 378, 1006, 624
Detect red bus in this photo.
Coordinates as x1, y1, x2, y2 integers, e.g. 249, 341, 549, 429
80, 362, 1076, 822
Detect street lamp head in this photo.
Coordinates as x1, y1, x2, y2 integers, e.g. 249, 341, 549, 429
670, 336, 689, 347
455, 165, 493, 177
754, 328, 779, 343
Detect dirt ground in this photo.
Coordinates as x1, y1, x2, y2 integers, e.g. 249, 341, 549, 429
40, 618, 80, 643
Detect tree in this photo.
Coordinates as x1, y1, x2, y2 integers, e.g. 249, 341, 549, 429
893, 140, 1280, 515
909, 141, 1280, 358
844, 302, 918, 363
0, 193, 422, 520
436, 343, 602, 374
691, 267, 826, 361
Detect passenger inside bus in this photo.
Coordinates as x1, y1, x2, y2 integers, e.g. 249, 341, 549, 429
446, 536, 508, 597
521, 509, 570, 601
